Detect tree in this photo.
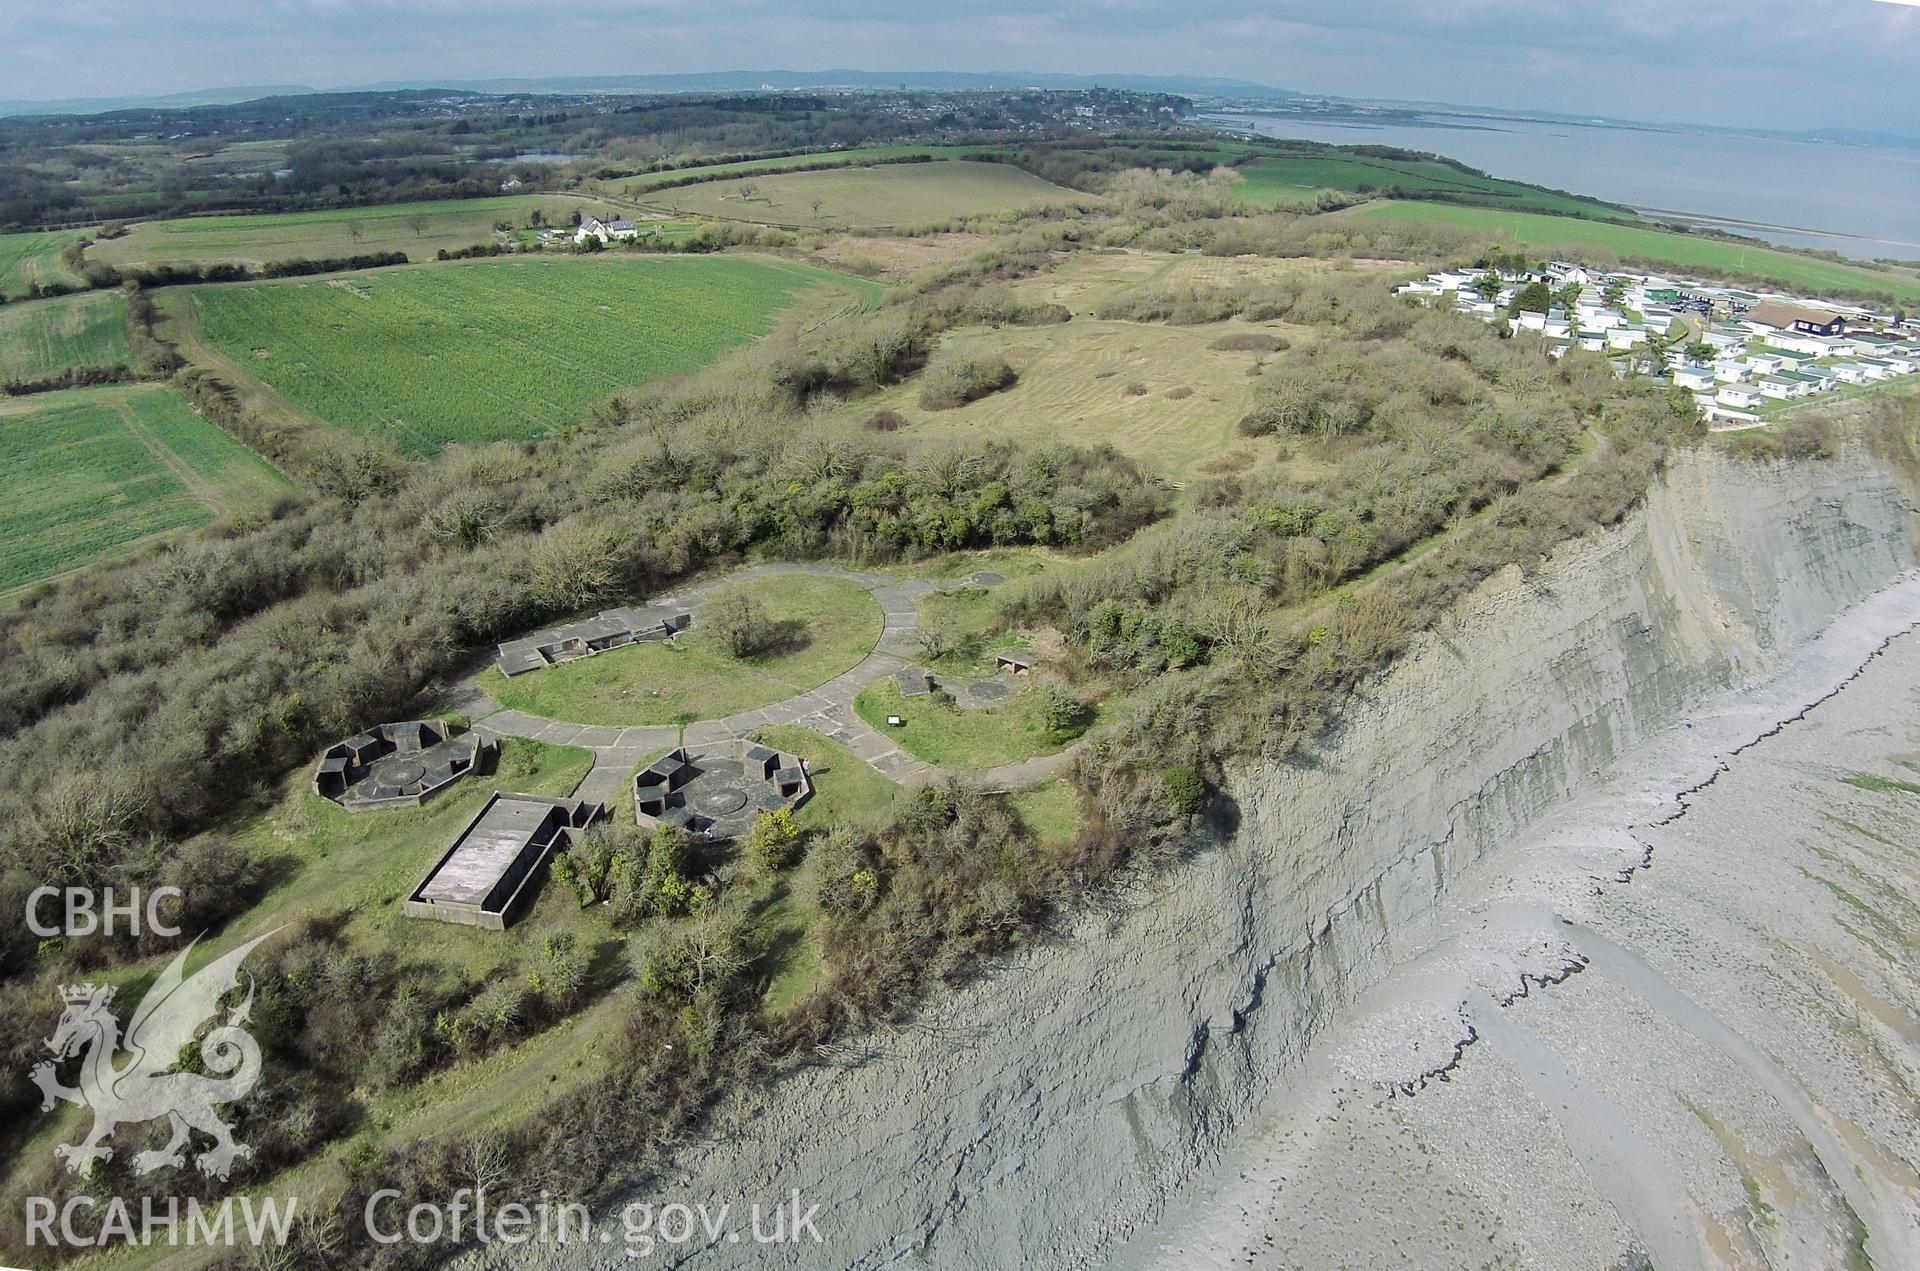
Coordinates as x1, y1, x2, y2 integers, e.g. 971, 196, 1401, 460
345, 220, 365, 247
1641, 330, 1675, 377
745, 807, 804, 875
810, 197, 825, 220
1685, 341, 1715, 365
1038, 684, 1089, 738
1471, 273, 1502, 302
703, 587, 773, 658
1604, 279, 1628, 308
406, 212, 430, 238
1164, 764, 1208, 815
1507, 281, 1553, 316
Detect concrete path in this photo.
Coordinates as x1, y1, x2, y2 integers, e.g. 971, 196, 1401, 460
448, 563, 1073, 806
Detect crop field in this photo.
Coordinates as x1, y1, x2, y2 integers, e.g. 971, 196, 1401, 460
0, 291, 132, 381
0, 384, 290, 591
86, 194, 624, 269
0, 228, 85, 298
187, 255, 883, 453
639, 161, 1089, 230
1232, 153, 1623, 219
1350, 201, 1920, 304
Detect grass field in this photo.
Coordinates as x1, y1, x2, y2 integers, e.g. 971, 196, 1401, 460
841, 315, 1273, 481
827, 251, 1396, 483
1231, 153, 1621, 219
187, 255, 882, 453
87, 194, 625, 269
480, 574, 884, 726
1009, 779, 1081, 845
854, 678, 1089, 769
620, 144, 1000, 195
0, 384, 289, 591
1350, 201, 1920, 303
0, 228, 85, 298
640, 161, 1087, 230
0, 291, 132, 381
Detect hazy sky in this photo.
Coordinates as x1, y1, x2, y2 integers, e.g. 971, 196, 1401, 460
3, 0, 1916, 130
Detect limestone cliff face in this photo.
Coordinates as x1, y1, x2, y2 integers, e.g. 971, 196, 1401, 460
483, 447, 1918, 1271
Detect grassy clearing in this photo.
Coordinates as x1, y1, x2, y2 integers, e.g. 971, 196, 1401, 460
0, 384, 288, 591
1233, 154, 1618, 219
87, 194, 621, 268
1349, 201, 1920, 303
840, 314, 1280, 482
231, 737, 597, 982
854, 678, 1089, 769
481, 574, 883, 725
188, 255, 881, 454
0, 290, 132, 380
0, 227, 84, 297
750, 724, 903, 830
916, 585, 1028, 675
641, 161, 1085, 230
1009, 779, 1081, 845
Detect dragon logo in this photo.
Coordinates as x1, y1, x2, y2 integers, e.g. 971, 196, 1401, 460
31, 929, 281, 1181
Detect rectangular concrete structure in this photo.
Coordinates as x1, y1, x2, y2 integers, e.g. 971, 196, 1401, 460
405, 792, 602, 930
497, 605, 691, 676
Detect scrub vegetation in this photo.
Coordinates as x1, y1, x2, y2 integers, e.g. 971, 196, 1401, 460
1, 94, 1915, 1271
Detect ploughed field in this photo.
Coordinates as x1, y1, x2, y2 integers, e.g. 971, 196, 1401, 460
185, 255, 881, 454
0, 384, 289, 591
0, 291, 132, 382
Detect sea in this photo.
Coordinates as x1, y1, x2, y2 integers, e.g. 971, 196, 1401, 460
1206, 110, 1920, 262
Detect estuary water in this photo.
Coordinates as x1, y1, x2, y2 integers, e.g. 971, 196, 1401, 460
1208, 110, 1920, 262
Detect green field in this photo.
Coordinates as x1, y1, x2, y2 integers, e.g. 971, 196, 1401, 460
480, 574, 884, 726
0, 384, 290, 591
1351, 201, 1920, 303
641, 161, 1087, 230
854, 678, 1090, 769
0, 291, 132, 381
1233, 153, 1622, 219
87, 194, 624, 269
0, 228, 84, 298
188, 255, 883, 453
621, 145, 998, 194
